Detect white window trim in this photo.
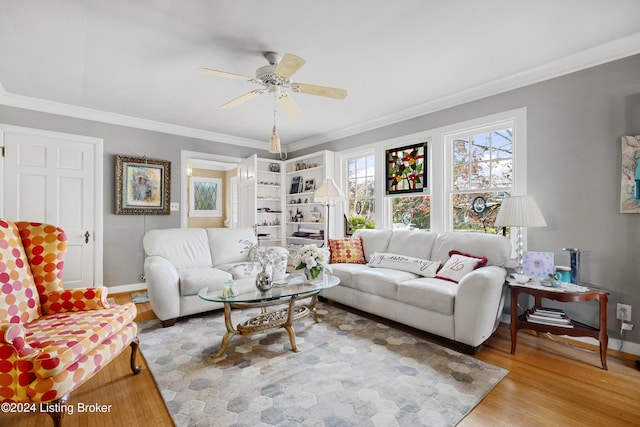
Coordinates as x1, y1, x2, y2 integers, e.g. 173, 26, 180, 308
189, 176, 223, 217
335, 107, 527, 253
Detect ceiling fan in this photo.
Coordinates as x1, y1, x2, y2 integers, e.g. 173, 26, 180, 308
199, 51, 347, 117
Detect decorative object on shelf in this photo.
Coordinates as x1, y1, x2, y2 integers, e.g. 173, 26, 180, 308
290, 176, 302, 194
494, 195, 547, 273
620, 135, 640, 213
541, 272, 562, 288
270, 163, 280, 172
115, 155, 171, 215
563, 247, 581, 284
385, 142, 427, 195
314, 178, 346, 246
304, 179, 316, 191
521, 251, 554, 279
555, 265, 572, 283
293, 244, 331, 283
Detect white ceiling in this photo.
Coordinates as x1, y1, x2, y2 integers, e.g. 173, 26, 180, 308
1, 0, 639, 153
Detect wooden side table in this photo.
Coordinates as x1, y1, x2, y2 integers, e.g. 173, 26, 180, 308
508, 282, 609, 369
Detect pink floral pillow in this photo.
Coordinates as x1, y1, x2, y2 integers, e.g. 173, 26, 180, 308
436, 250, 488, 283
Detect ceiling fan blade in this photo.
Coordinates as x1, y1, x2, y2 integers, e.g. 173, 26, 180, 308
199, 67, 256, 82
221, 89, 265, 109
278, 93, 302, 117
292, 83, 347, 100
274, 53, 306, 79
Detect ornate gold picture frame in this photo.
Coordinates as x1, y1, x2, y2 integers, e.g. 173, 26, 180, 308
115, 155, 171, 215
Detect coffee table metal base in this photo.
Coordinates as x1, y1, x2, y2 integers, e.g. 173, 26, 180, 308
212, 293, 320, 358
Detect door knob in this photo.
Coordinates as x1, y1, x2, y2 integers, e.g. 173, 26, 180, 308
84, 231, 90, 244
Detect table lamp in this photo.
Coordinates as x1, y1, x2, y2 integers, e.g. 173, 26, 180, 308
314, 178, 345, 247
494, 195, 547, 273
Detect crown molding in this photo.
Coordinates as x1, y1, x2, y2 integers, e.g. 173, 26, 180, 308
0, 87, 268, 151
287, 32, 640, 152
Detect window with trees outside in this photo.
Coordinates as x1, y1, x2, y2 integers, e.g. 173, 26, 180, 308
345, 153, 375, 234
447, 122, 513, 235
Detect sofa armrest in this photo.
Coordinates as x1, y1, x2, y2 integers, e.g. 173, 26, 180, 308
454, 266, 507, 347
40, 287, 110, 314
144, 255, 180, 321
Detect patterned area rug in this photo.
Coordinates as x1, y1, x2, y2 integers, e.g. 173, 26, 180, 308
138, 303, 507, 426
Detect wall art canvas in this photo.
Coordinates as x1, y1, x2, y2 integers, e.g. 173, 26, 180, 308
115, 155, 170, 215
385, 142, 427, 194
620, 135, 640, 213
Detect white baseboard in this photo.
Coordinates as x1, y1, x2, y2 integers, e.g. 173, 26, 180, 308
499, 314, 640, 357
107, 282, 147, 295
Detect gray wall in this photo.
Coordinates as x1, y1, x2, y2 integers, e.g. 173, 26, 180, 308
1, 53, 639, 344
294, 54, 640, 344
0, 106, 265, 286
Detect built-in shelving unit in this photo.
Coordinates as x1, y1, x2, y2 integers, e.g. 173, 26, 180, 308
255, 159, 284, 246
284, 151, 334, 249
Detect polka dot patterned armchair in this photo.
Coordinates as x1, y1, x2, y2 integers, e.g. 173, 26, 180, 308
0, 220, 141, 427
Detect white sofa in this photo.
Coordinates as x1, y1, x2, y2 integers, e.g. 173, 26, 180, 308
322, 229, 511, 352
143, 227, 287, 326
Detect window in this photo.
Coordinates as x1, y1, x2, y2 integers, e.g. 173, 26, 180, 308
447, 123, 514, 234
189, 176, 222, 217
390, 194, 431, 230
345, 153, 375, 234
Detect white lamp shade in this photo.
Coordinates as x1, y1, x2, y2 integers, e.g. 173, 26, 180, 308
314, 178, 345, 203
494, 195, 547, 227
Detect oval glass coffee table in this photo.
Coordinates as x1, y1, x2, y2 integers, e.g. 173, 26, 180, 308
198, 274, 340, 358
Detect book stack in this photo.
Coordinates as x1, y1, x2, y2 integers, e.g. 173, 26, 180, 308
525, 306, 574, 328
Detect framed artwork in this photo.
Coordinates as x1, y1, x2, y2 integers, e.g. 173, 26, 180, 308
620, 135, 640, 213
385, 142, 427, 194
304, 179, 316, 192
189, 177, 223, 217
290, 176, 302, 194
115, 155, 170, 215
522, 251, 554, 279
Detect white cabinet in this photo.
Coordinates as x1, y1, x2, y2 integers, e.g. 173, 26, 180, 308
284, 151, 334, 248
256, 159, 285, 246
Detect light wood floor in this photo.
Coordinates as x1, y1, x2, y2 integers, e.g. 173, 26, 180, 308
4, 292, 640, 427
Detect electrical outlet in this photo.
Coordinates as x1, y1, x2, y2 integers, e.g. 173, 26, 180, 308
617, 303, 632, 322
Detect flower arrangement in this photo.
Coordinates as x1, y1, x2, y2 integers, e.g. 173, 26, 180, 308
293, 244, 332, 280
240, 240, 287, 273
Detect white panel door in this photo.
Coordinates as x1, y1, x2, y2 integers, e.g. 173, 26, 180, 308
237, 154, 256, 230
2, 128, 96, 288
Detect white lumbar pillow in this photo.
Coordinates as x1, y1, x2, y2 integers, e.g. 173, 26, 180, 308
368, 252, 440, 277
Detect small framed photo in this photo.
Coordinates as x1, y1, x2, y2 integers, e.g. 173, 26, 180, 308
309, 210, 321, 222
115, 155, 170, 215
304, 179, 316, 192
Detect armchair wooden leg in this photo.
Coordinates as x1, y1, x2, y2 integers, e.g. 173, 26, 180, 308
46, 394, 69, 427
130, 337, 142, 375
161, 318, 177, 327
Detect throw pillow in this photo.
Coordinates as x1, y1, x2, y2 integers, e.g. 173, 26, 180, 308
328, 237, 366, 264
436, 250, 488, 283
368, 252, 440, 277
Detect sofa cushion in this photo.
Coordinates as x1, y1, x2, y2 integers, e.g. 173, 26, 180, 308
25, 302, 137, 379
328, 237, 366, 264
386, 229, 437, 260
352, 229, 392, 262
351, 267, 418, 299
178, 267, 233, 296
207, 228, 256, 266
0, 220, 41, 324
430, 232, 511, 267
396, 278, 457, 315
368, 252, 440, 277
436, 251, 488, 283
216, 262, 260, 279
329, 263, 370, 286
144, 228, 212, 269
